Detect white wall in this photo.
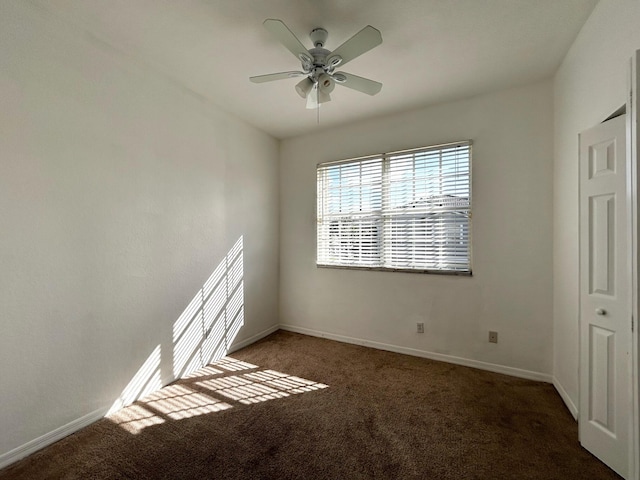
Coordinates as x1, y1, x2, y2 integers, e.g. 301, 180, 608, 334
553, 0, 640, 411
280, 81, 554, 377
0, 1, 279, 459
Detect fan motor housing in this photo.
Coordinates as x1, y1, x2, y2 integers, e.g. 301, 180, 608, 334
309, 27, 328, 47
309, 47, 330, 68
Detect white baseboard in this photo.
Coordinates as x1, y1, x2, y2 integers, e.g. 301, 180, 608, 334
279, 324, 553, 383
552, 376, 578, 420
229, 324, 279, 353
0, 407, 108, 470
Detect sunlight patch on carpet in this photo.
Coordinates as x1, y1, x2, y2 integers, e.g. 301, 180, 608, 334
143, 385, 232, 420
213, 357, 258, 373
198, 368, 328, 405
109, 404, 165, 434
184, 365, 225, 378
108, 355, 328, 434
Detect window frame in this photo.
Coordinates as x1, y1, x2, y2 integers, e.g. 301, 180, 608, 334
316, 141, 473, 276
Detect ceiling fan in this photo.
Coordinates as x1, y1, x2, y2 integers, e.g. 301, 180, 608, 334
250, 19, 383, 109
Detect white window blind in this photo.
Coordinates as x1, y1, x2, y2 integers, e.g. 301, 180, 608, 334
317, 141, 471, 274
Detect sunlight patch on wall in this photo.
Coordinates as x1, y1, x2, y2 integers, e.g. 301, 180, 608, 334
107, 345, 162, 415
107, 237, 245, 418
173, 236, 244, 379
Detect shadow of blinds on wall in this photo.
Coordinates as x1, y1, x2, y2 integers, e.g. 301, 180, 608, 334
317, 141, 471, 274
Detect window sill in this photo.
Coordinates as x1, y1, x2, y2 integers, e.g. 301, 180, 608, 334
316, 264, 472, 276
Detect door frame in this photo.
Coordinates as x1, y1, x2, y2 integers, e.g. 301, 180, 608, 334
628, 50, 640, 480
581, 49, 640, 480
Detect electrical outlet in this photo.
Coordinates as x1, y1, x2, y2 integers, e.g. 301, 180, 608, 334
417, 322, 425, 334
489, 331, 498, 343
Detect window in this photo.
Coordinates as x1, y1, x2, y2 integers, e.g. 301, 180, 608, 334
317, 141, 472, 274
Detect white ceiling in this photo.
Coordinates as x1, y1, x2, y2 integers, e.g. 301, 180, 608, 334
32, 0, 598, 139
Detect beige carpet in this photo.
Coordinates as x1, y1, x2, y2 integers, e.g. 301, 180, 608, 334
0, 331, 621, 479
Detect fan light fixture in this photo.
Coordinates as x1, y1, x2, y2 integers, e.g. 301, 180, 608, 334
298, 72, 335, 109
295, 78, 314, 98
318, 73, 335, 94
250, 19, 383, 110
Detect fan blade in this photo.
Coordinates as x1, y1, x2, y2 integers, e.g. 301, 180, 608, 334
250, 71, 306, 83
328, 26, 382, 67
263, 19, 309, 60
334, 72, 382, 95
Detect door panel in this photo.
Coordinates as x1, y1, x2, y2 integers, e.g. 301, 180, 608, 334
580, 114, 630, 479
589, 194, 615, 295
589, 324, 614, 433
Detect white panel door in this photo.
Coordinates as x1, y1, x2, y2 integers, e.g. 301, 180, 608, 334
579, 114, 631, 479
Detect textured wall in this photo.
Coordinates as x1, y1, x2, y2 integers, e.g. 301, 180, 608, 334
280, 81, 553, 376
553, 0, 640, 411
0, 1, 279, 458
